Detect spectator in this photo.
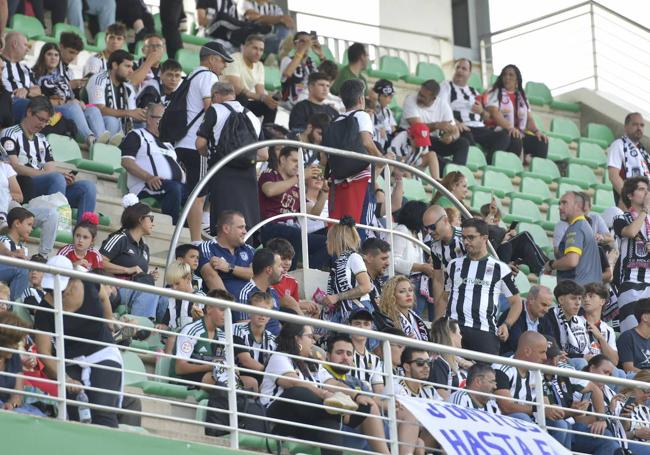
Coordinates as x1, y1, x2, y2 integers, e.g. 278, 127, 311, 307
129, 33, 166, 88
174, 42, 229, 242
376, 275, 429, 341
67, 0, 116, 36
58, 213, 103, 271
86, 49, 142, 143
265, 238, 313, 316
429, 318, 469, 399
296, 60, 345, 113
544, 191, 601, 285
1, 96, 97, 222
83, 23, 127, 77
392, 200, 434, 315
608, 112, 647, 205
485, 64, 548, 163
162, 261, 203, 330
430, 171, 469, 209
493, 331, 572, 449
330, 43, 368, 96
553, 191, 612, 253
1, 32, 42, 121
613, 176, 650, 331
422, 204, 466, 320
223, 34, 278, 124
446, 218, 522, 354
305, 163, 329, 234
196, 81, 266, 234
400, 80, 470, 170
175, 244, 204, 292
33, 256, 122, 427
258, 146, 328, 269
582, 282, 619, 365
58, 32, 90, 98
498, 284, 553, 355
289, 72, 338, 131
279, 31, 322, 106
236, 248, 283, 335
440, 58, 511, 161
196, 0, 270, 50
158, 59, 183, 106
324, 79, 382, 226
32, 43, 110, 147
322, 218, 373, 324
199, 210, 254, 297
292, 112, 331, 165
20, 254, 47, 313
347, 308, 385, 397
371, 79, 397, 150
449, 363, 501, 413
115, 0, 155, 47
613, 370, 650, 454
360, 237, 391, 306
618, 298, 650, 373
120, 102, 186, 224
238, 0, 294, 55
396, 347, 439, 401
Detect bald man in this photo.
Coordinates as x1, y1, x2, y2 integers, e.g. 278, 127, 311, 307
422, 204, 465, 320
498, 285, 553, 355
1, 31, 41, 122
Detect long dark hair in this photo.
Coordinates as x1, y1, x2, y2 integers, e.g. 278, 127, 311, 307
121, 202, 152, 230
276, 322, 312, 378
490, 64, 529, 110
32, 42, 60, 79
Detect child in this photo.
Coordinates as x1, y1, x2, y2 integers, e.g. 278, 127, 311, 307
0, 282, 9, 312
372, 79, 397, 150
0, 207, 34, 259
582, 282, 618, 364
162, 261, 204, 331
159, 59, 183, 106
347, 307, 384, 404
20, 255, 47, 315
233, 291, 277, 392
175, 243, 205, 294
57, 212, 103, 271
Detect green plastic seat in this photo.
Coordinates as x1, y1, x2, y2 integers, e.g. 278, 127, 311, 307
513, 176, 558, 205
547, 117, 580, 143
443, 164, 477, 188
514, 272, 531, 297
542, 203, 560, 231
529, 112, 549, 134
264, 66, 281, 91
11, 14, 54, 42
525, 81, 552, 106
46, 134, 82, 164
367, 55, 409, 81
558, 163, 603, 190
154, 13, 162, 34
403, 62, 445, 85
556, 182, 582, 199
86, 143, 122, 174
480, 169, 514, 197
122, 351, 149, 387
485, 150, 524, 177
503, 197, 543, 224
12, 300, 33, 324
466, 146, 487, 171
584, 123, 615, 148
593, 188, 615, 213
402, 178, 428, 202
468, 72, 483, 91
518, 222, 553, 256
154, 354, 176, 382
546, 137, 571, 162
470, 190, 493, 212
195, 398, 209, 423
181, 33, 211, 46
176, 48, 199, 74
570, 142, 606, 169
520, 157, 561, 183
539, 274, 557, 292
53, 23, 86, 45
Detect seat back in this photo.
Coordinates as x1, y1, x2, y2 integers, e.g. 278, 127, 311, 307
11, 14, 45, 39
520, 176, 553, 199
492, 150, 524, 174
176, 48, 200, 74
547, 136, 571, 161
530, 157, 561, 181
90, 143, 122, 171
47, 134, 82, 163
482, 169, 514, 194
525, 81, 553, 105
444, 164, 476, 187
122, 351, 149, 386
379, 56, 409, 79
415, 62, 444, 82
265, 66, 281, 91
567, 163, 598, 184
510, 197, 543, 222
466, 146, 487, 171
54, 23, 86, 44
551, 117, 580, 139
586, 123, 615, 144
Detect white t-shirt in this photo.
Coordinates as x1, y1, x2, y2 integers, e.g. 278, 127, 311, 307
399, 93, 454, 133
579, 317, 617, 357
82, 54, 106, 77
223, 52, 265, 93
607, 136, 650, 181
175, 66, 219, 150
260, 352, 307, 406
327, 251, 371, 304
0, 162, 16, 217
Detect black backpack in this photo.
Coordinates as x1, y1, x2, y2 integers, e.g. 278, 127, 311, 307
208, 103, 258, 169
158, 69, 209, 143
322, 110, 368, 179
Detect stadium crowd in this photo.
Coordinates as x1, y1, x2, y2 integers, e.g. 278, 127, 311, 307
0, 1, 649, 454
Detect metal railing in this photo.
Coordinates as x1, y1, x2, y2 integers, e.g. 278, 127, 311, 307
479, 1, 650, 114
3, 255, 650, 454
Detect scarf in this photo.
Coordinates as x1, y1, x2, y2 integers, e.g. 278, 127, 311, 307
554, 306, 589, 357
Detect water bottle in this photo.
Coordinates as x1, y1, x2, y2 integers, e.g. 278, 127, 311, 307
77, 391, 92, 423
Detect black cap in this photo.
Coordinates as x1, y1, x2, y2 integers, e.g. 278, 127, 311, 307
348, 307, 373, 323
200, 41, 233, 63
544, 335, 562, 358
373, 79, 395, 96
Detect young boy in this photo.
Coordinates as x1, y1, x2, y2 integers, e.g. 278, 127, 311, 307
581, 282, 618, 364
348, 308, 384, 404
159, 59, 183, 107
233, 291, 277, 392
372, 79, 397, 150
20, 255, 47, 314
175, 243, 205, 294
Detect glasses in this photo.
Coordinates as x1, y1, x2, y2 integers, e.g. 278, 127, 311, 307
408, 359, 430, 367
462, 234, 482, 242
145, 44, 164, 49
34, 114, 50, 123
425, 214, 446, 232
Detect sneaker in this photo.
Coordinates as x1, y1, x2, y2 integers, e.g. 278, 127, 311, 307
178, 17, 188, 33
109, 133, 124, 146
324, 391, 358, 414
96, 131, 111, 144
201, 224, 213, 240
86, 134, 97, 148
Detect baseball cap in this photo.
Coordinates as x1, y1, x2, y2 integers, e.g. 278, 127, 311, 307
373, 79, 395, 96
544, 335, 562, 358
200, 42, 233, 63
348, 307, 373, 323
408, 123, 432, 148
41, 256, 74, 291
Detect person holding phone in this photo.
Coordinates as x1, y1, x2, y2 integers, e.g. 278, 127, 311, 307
611, 370, 650, 454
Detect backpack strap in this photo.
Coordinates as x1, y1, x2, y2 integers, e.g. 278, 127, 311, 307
182, 70, 211, 130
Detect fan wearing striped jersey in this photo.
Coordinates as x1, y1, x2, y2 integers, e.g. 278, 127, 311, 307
449, 363, 500, 414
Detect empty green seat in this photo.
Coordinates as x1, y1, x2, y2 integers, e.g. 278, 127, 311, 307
518, 222, 553, 256
471, 190, 492, 212
546, 137, 571, 162
47, 134, 82, 164
539, 274, 557, 292
11, 14, 54, 41
557, 182, 582, 198
525, 81, 552, 106
264, 66, 281, 91
542, 203, 560, 231
468, 72, 483, 91
485, 150, 524, 177
176, 48, 199, 74
559, 163, 609, 190
593, 189, 615, 213
443, 164, 477, 188
403, 62, 445, 85
514, 272, 531, 297
122, 351, 149, 388
503, 197, 543, 224
584, 123, 615, 148
367, 55, 409, 81
521, 157, 561, 183
466, 146, 487, 171
402, 178, 428, 202
85, 143, 122, 174
529, 112, 549, 134
514, 176, 558, 205
548, 117, 580, 143
570, 142, 606, 168
480, 169, 514, 197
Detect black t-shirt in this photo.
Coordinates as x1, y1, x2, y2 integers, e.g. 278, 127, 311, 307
288, 99, 339, 131
428, 357, 460, 390
99, 230, 150, 278
0, 353, 21, 402
33, 281, 114, 359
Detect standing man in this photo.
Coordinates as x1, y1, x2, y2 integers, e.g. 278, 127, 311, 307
160, 0, 184, 64
608, 112, 647, 206
330, 43, 368, 96
446, 218, 522, 355
175, 42, 232, 242
544, 191, 601, 285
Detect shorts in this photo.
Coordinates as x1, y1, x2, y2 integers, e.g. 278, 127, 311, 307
176, 147, 210, 197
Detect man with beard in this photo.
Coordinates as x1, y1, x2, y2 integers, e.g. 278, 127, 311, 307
608, 112, 648, 205
360, 238, 391, 306
449, 363, 501, 413
291, 112, 331, 166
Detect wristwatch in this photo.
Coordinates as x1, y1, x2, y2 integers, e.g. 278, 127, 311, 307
228, 263, 235, 273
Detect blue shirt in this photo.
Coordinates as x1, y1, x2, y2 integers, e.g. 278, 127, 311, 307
237, 280, 281, 335
199, 240, 255, 297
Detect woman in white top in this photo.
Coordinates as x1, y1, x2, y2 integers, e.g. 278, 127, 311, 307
376, 276, 429, 341
305, 166, 328, 234
393, 201, 434, 316
260, 322, 342, 455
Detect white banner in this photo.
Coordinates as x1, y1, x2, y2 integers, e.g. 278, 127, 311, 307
398, 396, 571, 455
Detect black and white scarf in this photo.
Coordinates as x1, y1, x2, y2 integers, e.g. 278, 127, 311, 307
555, 306, 589, 356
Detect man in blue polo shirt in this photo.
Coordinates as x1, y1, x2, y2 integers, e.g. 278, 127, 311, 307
199, 210, 254, 297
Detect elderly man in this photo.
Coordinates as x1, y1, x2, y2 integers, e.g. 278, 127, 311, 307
608, 112, 647, 205
544, 191, 601, 285
119, 103, 186, 224
498, 285, 553, 355
1, 32, 42, 121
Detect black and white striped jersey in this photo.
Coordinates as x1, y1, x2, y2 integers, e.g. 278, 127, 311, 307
429, 227, 466, 271
439, 81, 484, 128
395, 379, 441, 401
1, 56, 35, 92
449, 389, 501, 414
0, 124, 53, 169
445, 255, 519, 333
326, 249, 370, 319
613, 211, 650, 284
352, 349, 384, 387
232, 321, 276, 365
630, 404, 650, 440
493, 361, 535, 407
238, 0, 284, 17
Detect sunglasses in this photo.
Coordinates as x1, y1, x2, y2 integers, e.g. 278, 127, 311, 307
425, 214, 446, 232
408, 359, 430, 367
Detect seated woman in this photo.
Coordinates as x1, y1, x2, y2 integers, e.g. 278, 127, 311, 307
612, 370, 650, 455
485, 64, 548, 164
375, 275, 429, 341
429, 318, 472, 400
33, 256, 122, 427
430, 171, 468, 210
32, 43, 111, 147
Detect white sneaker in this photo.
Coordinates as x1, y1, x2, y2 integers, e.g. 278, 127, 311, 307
96, 131, 111, 144
324, 391, 358, 414
109, 133, 124, 146
201, 224, 213, 240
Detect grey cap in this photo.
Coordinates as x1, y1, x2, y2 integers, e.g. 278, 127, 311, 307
200, 41, 234, 62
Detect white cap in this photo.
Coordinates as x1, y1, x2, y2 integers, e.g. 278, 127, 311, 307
601, 206, 623, 230
41, 256, 74, 291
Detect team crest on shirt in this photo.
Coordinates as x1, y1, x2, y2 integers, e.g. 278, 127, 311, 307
632, 150, 639, 157
240, 251, 248, 261
181, 341, 193, 353
2, 140, 15, 152
486, 263, 494, 275
454, 246, 462, 255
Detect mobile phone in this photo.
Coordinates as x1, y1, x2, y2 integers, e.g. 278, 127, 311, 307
508, 221, 519, 231
624, 396, 636, 408
581, 391, 592, 402
70, 170, 79, 176
310, 30, 318, 37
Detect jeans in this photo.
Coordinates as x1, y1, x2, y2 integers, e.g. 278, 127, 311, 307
119, 287, 167, 321
572, 422, 621, 455
260, 222, 329, 270
508, 413, 572, 449
30, 206, 59, 256
0, 264, 29, 300
67, 0, 116, 33
0, 400, 46, 416
55, 103, 106, 140
12, 98, 29, 123
29, 173, 97, 222
103, 116, 123, 135
263, 24, 290, 56
137, 180, 186, 225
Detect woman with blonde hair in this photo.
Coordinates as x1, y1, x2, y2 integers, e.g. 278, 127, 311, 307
431, 171, 468, 208
322, 216, 373, 324
376, 275, 429, 341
